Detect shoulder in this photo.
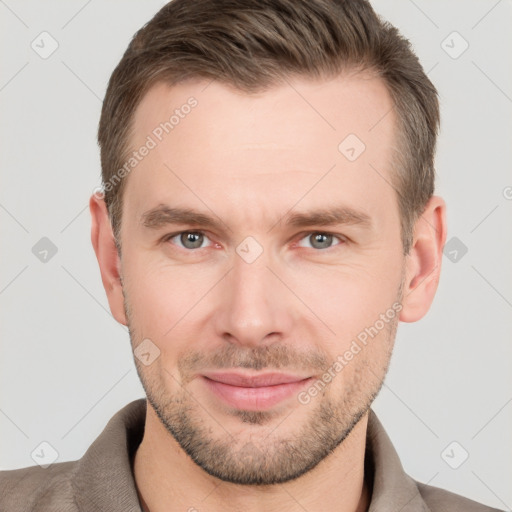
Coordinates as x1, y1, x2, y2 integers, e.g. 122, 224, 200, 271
0, 460, 79, 512
416, 480, 505, 512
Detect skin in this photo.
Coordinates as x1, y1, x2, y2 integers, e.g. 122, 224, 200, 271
90, 73, 446, 512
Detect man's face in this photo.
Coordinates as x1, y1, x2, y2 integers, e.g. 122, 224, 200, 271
118, 74, 405, 484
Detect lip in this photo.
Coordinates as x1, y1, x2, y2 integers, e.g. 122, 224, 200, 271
201, 372, 313, 411
202, 371, 310, 387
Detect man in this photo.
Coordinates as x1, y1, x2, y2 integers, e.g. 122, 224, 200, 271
0, 0, 504, 511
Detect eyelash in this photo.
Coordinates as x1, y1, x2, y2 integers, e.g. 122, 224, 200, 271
162, 230, 346, 252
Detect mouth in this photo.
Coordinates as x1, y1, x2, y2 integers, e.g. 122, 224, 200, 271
201, 371, 313, 411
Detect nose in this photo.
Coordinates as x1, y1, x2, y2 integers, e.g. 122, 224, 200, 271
212, 245, 295, 348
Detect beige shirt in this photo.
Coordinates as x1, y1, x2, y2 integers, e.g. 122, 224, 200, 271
0, 399, 503, 511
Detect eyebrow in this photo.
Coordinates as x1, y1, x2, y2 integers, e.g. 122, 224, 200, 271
285, 207, 371, 229
140, 204, 372, 232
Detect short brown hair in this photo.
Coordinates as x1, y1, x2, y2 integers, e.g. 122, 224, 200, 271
98, 0, 439, 254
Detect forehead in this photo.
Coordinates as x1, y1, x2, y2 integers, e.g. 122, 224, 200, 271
123, 73, 398, 229
131, 73, 395, 155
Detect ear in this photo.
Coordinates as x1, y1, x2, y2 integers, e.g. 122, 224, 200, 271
89, 192, 128, 326
399, 196, 447, 323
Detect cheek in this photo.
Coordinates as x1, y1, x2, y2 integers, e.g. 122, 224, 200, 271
122, 250, 223, 346
122, 256, 187, 335
295, 254, 403, 338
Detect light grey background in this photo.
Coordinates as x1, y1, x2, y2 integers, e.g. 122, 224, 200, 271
1, 0, 511, 509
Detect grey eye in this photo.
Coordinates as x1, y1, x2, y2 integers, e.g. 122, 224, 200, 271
297, 232, 343, 250
309, 233, 334, 249
179, 232, 206, 249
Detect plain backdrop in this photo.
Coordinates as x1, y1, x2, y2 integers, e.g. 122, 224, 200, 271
1, 0, 511, 509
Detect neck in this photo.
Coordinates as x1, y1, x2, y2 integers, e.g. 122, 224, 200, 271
133, 405, 372, 512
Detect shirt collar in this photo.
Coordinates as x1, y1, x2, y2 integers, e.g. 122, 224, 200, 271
366, 409, 431, 511
72, 399, 430, 512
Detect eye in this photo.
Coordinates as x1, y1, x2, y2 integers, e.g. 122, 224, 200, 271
296, 232, 345, 250
165, 231, 213, 250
